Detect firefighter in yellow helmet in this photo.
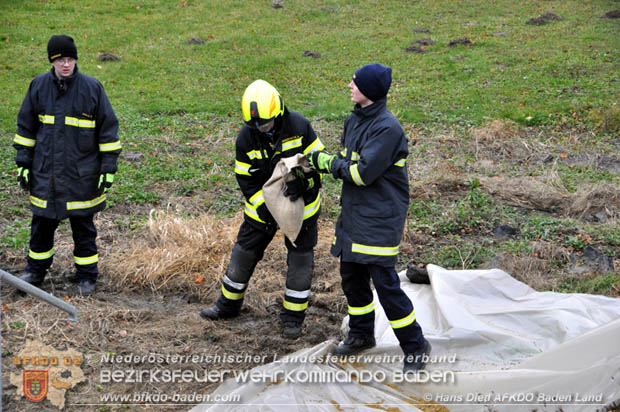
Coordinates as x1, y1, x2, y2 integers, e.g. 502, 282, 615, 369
200, 80, 325, 339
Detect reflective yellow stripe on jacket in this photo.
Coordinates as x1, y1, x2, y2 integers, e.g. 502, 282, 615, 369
303, 193, 321, 220
66, 194, 106, 211
303, 137, 325, 154
14, 134, 36, 147
65, 117, 96, 128
244, 190, 266, 223
351, 243, 399, 256
38, 114, 54, 124
100, 141, 122, 152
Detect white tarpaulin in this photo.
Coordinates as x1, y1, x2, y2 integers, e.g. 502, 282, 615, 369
191, 264, 620, 411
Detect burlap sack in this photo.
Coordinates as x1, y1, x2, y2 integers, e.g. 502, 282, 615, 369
262, 154, 312, 246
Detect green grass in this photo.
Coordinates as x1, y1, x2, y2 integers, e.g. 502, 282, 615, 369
1, 0, 618, 130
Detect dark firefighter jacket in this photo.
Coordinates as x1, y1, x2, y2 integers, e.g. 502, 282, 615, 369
234, 108, 324, 231
13, 66, 121, 219
329, 97, 409, 266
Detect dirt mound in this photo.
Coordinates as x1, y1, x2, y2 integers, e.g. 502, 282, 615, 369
526, 12, 563, 25
569, 183, 620, 221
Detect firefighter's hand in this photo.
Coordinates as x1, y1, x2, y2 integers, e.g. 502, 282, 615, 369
17, 167, 30, 191
309, 151, 336, 174
98, 173, 115, 195
283, 177, 306, 202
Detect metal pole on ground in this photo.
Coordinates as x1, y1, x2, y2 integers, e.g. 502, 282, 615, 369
0, 268, 79, 410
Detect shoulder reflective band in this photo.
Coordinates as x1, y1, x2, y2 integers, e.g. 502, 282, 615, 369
351, 243, 399, 256
74, 254, 99, 265
348, 301, 375, 315
99, 141, 122, 152
350, 164, 365, 186
303, 193, 320, 220
221, 284, 245, 300
303, 137, 325, 154
235, 160, 251, 176
66, 194, 106, 210
283, 299, 308, 312
14, 134, 36, 147
389, 309, 416, 329
394, 158, 406, 167
38, 114, 54, 124
29, 248, 54, 260
30, 196, 48, 209
281, 136, 303, 152
65, 117, 96, 128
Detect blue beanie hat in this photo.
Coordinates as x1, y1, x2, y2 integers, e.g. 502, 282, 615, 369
352, 63, 392, 101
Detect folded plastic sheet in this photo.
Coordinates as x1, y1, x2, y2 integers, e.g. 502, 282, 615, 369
191, 265, 620, 412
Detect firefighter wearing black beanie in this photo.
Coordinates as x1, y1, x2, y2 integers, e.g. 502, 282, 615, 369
47, 34, 78, 62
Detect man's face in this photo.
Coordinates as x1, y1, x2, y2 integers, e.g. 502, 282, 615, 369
349, 80, 373, 107
257, 119, 274, 134
53, 57, 76, 78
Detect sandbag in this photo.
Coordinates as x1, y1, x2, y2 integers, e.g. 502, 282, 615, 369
262, 154, 312, 246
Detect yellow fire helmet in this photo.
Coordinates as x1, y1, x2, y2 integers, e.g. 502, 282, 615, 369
241, 79, 284, 128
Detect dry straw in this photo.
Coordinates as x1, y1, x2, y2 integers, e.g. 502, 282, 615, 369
104, 210, 239, 297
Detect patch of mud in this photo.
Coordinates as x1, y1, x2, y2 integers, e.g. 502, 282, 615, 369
601, 10, 620, 19
97, 53, 120, 61
526, 12, 563, 25
448, 38, 472, 47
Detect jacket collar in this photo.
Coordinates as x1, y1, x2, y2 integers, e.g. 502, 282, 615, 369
352, 97, 387, 119
51, 65, 78, 93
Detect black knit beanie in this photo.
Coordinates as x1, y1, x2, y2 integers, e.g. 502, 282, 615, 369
47, 35, 78, 62
352, 63, 392, 101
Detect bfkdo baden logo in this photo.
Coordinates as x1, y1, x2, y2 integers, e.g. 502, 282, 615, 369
10, 340, 86, 409
23, 370, 49, 402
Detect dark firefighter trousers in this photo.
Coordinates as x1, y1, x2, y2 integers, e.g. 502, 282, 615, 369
340, 260, 425, 354
216, 219, 317, 326
26, 215, 99, 281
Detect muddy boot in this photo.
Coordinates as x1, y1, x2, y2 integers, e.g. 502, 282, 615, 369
76, 279, 96, 297
19, 272, 45, 287
332, 336, 376, 356
403, 338, 432, 373
282, 322, 302, 339
200, 305, 239, 320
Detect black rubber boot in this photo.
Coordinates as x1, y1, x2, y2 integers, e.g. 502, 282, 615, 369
200, 305, 239, 320
76, 279, 96, 296
282, 322, 302, 339
332, 335, 376, 356
403, 338, 432, 373
19, 272, 45, 287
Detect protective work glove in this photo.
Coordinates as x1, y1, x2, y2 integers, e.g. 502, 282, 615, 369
17, 166, 30, 191
98, 173, 115, 195
283, 177, 307, 202
308, 151, 336, 174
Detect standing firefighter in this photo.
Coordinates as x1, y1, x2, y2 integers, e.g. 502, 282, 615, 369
309, 63, 431, 372
200, 80, 324, 339
13, 35, 121, 296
